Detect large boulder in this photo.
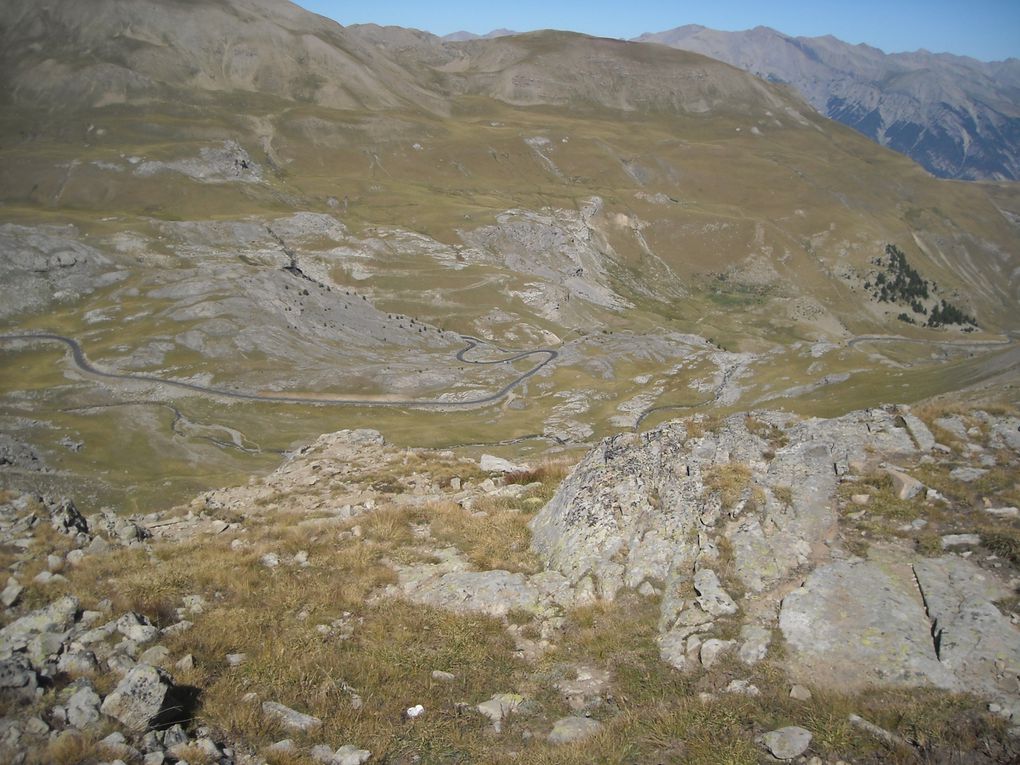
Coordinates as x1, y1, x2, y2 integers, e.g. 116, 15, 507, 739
100, 664, 174, 730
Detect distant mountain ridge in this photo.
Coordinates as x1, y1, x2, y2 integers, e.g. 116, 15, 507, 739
441, 29, 517, 42
636, 24, 1020, 181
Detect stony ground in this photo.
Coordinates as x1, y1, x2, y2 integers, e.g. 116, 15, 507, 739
1, 402, 1019, 764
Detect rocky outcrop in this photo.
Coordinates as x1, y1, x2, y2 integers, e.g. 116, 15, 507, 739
530, 408, 917, 657
529, 404, 1020, 726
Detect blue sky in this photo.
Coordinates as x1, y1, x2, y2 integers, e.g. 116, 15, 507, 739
296, 0, 1020, 61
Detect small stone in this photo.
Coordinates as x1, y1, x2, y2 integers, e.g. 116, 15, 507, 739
262, 700, 322, 732
268, 739, 296, 753
47, 554, 64, 572
941, 533, 981, 549
406, 704, 425, 718
24, 717, 49, 736
638, 581, 657, 597
116, 613, 159, 643
210, 520, 229, 534
138, 645, 170, 666
985, 506, 1020, 518
1, 580, 23, 608
477, 693, 526, 732
700, 638, 735, 668
175, 654, 194, 671
738, 625, 772, 665
763, 726, 812, 760
790, 684, 812, 701
950, 467, 988, 483
0, 595, 78, 651
66, 681, 102, 729
885, 468, 923, 500
693, 569, 738, 616
226, 652, 247, 666
850, 494, 870, 506
431, 670, 456, 682
449, 477, 462, 491
66, 550, 86, 566
724, 679, 759, 696
143, 753, 165, 765
334, 744, 372, 765
548, 716, 603, 744
261, 553, 280, 568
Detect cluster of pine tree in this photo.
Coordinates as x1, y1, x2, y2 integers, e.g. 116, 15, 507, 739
870, 244, 929, 306
866, 244, 977, 329
927, 300, 977, 328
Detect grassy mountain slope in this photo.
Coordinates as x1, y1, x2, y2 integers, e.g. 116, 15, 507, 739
0, 0, 1018, 510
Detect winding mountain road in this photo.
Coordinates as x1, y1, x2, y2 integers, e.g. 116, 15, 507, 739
0, 333, 558, 409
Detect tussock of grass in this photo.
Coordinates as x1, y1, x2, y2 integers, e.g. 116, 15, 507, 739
744, 414, 788, 449
981, 530, 1020, 565
423, 500, 541, 573
702, 463, 753, 510
504, 458, 574, 487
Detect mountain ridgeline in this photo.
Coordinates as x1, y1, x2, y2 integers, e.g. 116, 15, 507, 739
635, 24, 1020, 181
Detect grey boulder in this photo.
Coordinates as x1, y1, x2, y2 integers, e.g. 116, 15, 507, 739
100, 664, 174, 730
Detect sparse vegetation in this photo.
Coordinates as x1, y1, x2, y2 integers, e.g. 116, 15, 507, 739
702, 463, 753, 510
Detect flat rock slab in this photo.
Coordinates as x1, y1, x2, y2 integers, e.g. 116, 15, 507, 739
779, 560, 955, 690
914, 557, 1020, 712
262, 700, 322, 732
548, 715, 603, 744
397, 569, 570, 618
480, 454, 528, 473
763, 726, 812, 759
